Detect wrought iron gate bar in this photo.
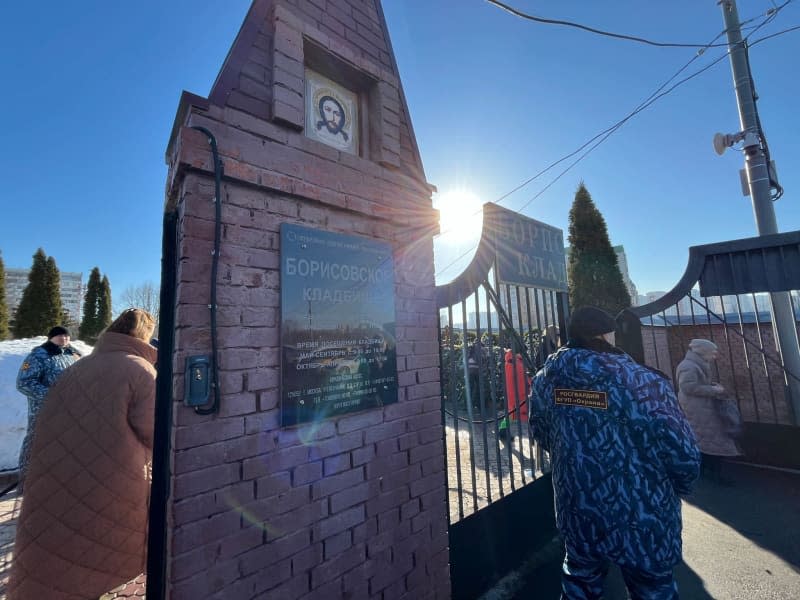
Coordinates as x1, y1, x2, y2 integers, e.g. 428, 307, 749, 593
512, 286, 530, 484
446, 304, 465, 522
686, 295, 800, 382
484, 283, 508, 500
460, 300, 480, 515
621, 231, 800, 428
735, 293, 763, 422
716, 291, 743, 414
435, 204, 573, 523
482, 282, 535, 374
438, 279, 563, 521
473, 290, 495, 505
521, 288, 536, 471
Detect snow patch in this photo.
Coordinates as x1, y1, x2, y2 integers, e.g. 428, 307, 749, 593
0, 337, 93, 471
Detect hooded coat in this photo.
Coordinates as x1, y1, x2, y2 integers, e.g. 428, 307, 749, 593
675, 348, 740, 457
8, 332, 157, 600
530, 340, 700, 573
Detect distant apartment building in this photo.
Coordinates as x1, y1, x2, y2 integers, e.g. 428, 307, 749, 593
564, 245, 639, 306
638, 288, 765, 317
467, 311, 498, 331
5, 268, 83, 324
638, 290, 697, 315
638, 290, 667, 308
612, 246, 638, 306
499, 288, 559, 332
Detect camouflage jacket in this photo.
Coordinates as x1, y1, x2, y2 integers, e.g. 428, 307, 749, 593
530, 339, 700, 571
16, 341, 81, 402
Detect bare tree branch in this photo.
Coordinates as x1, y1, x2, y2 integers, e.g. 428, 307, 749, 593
118, 281, 160, 323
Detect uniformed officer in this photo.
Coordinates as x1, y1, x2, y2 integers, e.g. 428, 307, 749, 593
529, 306, 700, 599
16, 326, 81, 485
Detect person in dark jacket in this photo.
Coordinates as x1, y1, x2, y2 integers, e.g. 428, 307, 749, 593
536, 324, 560, 370
15, 326, 81, 484
529, 306, 700, 600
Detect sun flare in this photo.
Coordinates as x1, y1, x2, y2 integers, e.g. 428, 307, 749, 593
435, 188, 484, 244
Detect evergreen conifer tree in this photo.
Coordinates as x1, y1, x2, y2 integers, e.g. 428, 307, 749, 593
0, 253, 9, 340
13, 248, 63, 337
99, 275, 112, 331
567, 183, 631, 316
45, 256, 64, 328
79, 267, 101, 341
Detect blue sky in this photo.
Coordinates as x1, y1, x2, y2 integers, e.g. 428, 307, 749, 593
2, 1, 799, 309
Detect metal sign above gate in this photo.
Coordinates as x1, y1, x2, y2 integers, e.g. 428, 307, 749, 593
483, 203, 567, 291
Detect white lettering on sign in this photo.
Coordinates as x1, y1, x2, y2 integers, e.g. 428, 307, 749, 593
285, 258, 389, 283
554, 388, 608, 410
501, 220, 564, 253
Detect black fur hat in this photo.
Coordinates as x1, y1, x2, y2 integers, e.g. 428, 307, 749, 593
47, 326, 70, 339
567, 307, 616, 341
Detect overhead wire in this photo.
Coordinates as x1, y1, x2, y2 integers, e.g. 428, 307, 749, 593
434, 5, 782, 250
436, 52, 731, 279
485, 0, 791, 209
512, 53, 731, 215
485, 14, 766, 211
739, 0, 793, 37
435, 3, 792, 279
749, 23, 800, 45
438, 41, 731, 276
485, 0, 731, 48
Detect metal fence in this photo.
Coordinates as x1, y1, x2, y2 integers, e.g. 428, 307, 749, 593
629, 291, 799, 425
619, 231, 800, 428
438, 276, 565, 522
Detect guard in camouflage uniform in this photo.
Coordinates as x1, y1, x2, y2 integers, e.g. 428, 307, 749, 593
16, 326, 81, 485
529, 307, 700, 599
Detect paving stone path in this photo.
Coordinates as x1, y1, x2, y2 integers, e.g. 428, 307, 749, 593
0, 478, 145, 599
0, 488, 18, 598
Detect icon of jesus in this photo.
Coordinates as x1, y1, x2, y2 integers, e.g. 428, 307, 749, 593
316, 95, 349, 142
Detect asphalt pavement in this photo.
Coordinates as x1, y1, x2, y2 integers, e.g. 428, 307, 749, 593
482, 461, 800, 599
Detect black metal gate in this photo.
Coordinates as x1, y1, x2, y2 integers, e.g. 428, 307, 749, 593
436, 203, 567, 598
617, 230, 800, 468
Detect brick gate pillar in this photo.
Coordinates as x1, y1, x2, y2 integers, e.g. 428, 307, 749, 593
159, 1, 448, 598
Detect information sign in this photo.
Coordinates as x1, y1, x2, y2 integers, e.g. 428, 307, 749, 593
280, 224, 398, 426
485, 203, 568, 291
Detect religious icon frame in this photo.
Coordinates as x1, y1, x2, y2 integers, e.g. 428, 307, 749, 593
304, 69, 359, 155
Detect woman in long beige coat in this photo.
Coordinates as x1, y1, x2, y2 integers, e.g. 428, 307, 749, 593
675, 339, 740, 480
8, 309, 157, 600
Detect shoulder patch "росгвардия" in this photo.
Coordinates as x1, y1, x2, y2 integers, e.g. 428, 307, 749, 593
554, 388, 608, 409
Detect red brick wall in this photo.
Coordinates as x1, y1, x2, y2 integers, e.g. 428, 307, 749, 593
203, 0, 420, 178
162, 1, 449, 598
642, 323, 793, 425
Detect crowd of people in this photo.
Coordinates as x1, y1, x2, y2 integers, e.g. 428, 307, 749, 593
8, 309, 158, 600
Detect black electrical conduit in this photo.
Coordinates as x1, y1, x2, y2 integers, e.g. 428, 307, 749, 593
146, 210, 178, 600
190, 125, 222, 415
